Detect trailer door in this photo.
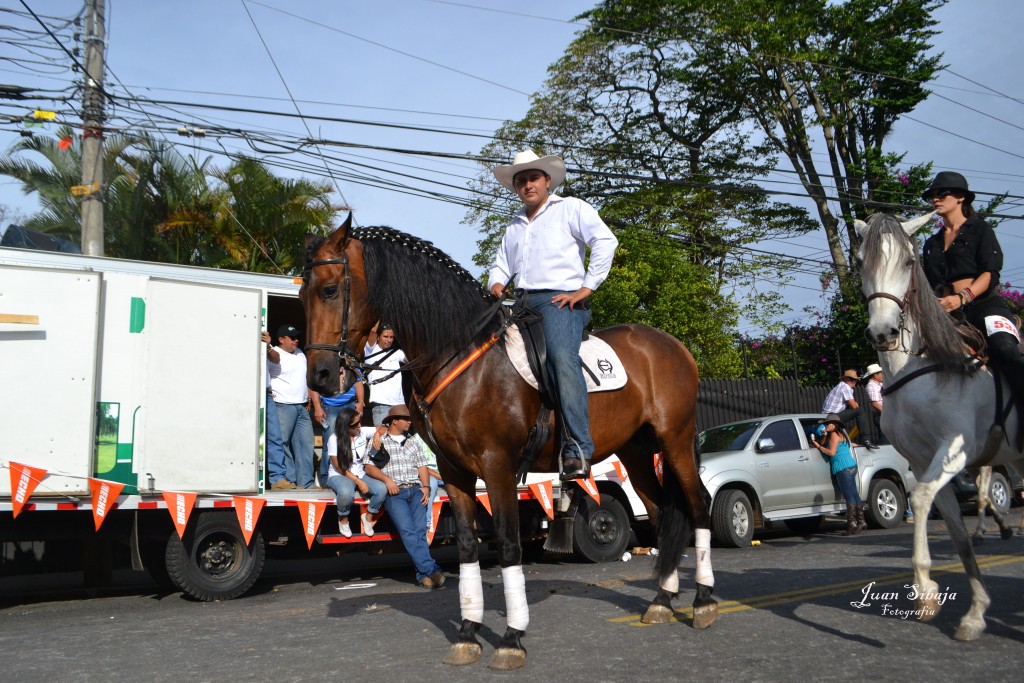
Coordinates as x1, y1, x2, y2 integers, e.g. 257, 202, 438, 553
0, 265, 100, 495
138, 279, 262, 492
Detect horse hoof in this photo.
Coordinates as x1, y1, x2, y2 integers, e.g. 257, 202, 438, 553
916, 598, 941, 623
641, 604, 674, 624
971, 535, 984, 547
692, 602, 719, 630
1000, 528, 1013, 540
487, 647, 526, 670
442, 642, 482, 666
954, 620, 986, 642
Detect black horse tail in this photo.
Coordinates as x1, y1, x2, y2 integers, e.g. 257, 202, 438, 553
654, 444, 696, 583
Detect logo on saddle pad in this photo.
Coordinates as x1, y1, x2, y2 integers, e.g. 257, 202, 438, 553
504, 326, 627, 393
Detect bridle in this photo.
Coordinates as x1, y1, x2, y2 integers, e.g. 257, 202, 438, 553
863, 239, 928, 358
302, 252, 363, 370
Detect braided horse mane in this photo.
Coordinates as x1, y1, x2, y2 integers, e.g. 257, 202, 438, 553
861, 213, 969, 375
308, 226, 498, 358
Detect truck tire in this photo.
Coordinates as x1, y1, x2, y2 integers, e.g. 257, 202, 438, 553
865, 478, 904, 529
166, 510, 265, 601
712, 489, 754, 547
572, 493, 630, 563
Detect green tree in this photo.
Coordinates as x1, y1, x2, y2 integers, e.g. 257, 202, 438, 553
583, 0, 945, 289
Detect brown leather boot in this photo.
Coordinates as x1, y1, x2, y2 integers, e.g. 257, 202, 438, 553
844, 507, 860, 536
855, 504, 868, 532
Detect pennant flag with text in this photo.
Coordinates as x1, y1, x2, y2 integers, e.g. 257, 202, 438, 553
576, 474, 601, 504
612, 461, 628, 482
161, 491, 198, 539
9, 462, 48, 518
527, 479, 555, 520
88, 478, 125, 531
295, 499, 329, 549
477, 492, 492, 516
232, 496, 267, 545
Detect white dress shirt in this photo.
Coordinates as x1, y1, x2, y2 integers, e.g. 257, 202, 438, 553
488, 195, 618, 291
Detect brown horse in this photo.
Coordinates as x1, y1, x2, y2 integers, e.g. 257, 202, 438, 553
300, 217, 718, 669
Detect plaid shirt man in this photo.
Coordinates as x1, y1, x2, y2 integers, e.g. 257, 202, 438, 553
371, 433, 426, 486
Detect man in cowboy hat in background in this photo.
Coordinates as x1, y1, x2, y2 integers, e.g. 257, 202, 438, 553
488, 150, 618, 480
862, 363, 885, 444
821, 369, 879, 450
364, 404, 445, 588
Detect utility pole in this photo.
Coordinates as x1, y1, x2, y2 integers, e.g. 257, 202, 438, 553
80, 0, 106, 255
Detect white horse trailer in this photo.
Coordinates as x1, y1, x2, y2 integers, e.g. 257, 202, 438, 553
0, 246, 646, 599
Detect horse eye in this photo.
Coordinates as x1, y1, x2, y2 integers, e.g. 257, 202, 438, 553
322, 284, 338, 300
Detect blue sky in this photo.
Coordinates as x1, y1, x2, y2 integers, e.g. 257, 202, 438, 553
2, 1, 1022, 334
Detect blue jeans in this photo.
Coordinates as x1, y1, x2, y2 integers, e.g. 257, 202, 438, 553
326, 473, 387, 516
320, 400, 357, 483
835, 466, 862, 506
265, 392, 287, 485
370, 403, 395, 427
526, 291, 593, 459
276, 401, 315, 488
384, 487, 441, 582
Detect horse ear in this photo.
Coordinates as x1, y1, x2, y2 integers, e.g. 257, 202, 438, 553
325, 213, 353, 251
900, 211, 935, 237
854, 218, 868, 238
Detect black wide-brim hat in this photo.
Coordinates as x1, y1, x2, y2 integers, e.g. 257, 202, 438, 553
922, 171, 975, 203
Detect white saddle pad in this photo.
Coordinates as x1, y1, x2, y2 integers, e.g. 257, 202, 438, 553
504, 325, 627, 392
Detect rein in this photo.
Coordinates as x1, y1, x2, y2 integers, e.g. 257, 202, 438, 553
865, 262, 928, 357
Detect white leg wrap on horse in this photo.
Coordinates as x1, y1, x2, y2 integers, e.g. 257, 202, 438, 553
660, 570, 679, 594
501, 565, 529, 631
695, 528, 714, 588
459, 562, 484, 624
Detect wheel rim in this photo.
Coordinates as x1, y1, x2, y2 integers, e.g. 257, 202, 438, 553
588, 508, 621, 547
194, 532, 243, 580
876, 487, 898, 521
731, 501, 749, 537
990, 481, 1009, 509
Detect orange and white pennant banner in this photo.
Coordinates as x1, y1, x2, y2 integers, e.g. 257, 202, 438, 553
233, 496, 267, 545
612, 460, 628, 482
576, 474, 601, 504
527, 479, 555, 520
653, 452, 664, 485
9, 462, 47, 518
477, 492, 492, 516
295, 499, 329, 549
161, 491, 198, 539
88, 478, 125, 531
427, 500, 443, 544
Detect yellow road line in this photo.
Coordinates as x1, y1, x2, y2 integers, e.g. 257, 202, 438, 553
612, 553, 1024, 626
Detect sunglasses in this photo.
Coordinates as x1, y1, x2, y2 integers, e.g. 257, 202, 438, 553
348, 422, 361, 430
925, 189, 957, 200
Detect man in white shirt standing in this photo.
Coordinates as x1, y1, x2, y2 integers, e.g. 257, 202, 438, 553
268, 324, 317, 489
364, 322, 407, 426
488, 150, 618, 480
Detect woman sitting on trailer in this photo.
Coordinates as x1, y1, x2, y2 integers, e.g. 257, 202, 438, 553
324, 406, 387, 537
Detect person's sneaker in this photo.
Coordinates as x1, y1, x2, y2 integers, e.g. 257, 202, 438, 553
271, 479, 297, 491
361, 512, 376, 537
418, 576, 434, 588
429, 571, 445, 588
338, 518, 352, 538
905, 515, 915, 524
560, 456, 590, 481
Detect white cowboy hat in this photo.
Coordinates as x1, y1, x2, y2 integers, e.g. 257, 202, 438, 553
862, 363, 883, 379
493, 150, 566, 194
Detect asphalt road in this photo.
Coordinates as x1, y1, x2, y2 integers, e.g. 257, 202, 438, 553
2, 515, 1023, 682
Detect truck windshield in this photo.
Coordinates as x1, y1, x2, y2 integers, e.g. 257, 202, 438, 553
699, 421, 762, 454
